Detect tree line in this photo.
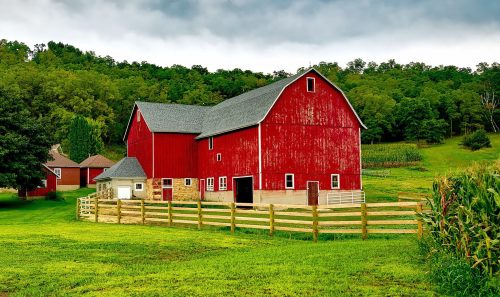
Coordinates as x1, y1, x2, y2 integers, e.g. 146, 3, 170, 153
0, 39, 498, 148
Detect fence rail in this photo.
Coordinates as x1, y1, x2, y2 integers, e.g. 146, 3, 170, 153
77, 194, 424, 241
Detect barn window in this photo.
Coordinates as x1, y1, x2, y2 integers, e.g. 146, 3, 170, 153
219, 176, 227, 191
307, 77, 315, 92
216, 153, 222, 161
285, 174, 294, 189
207, 177, 214, 191
208, 137, 214, 150
137, 111, 141, 122
331, 174, 340, 189
135, 183, 144, 191
162, 178, 173, 188
54, 168, 61, 179
184, 178, 192, 186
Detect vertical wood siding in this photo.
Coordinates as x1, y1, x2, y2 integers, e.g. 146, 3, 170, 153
261, 72, 361, 191
50, 167, 80, 186
127, 107, 153, 178
153, 133, 198, 178
197, 127, 259, 191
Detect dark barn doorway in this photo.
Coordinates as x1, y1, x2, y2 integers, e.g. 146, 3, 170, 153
234, 177, 253, 204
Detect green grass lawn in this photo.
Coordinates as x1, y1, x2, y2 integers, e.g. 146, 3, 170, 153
1, 135, 498, 296
363, 134, 500, 201
0, 188, 434, 296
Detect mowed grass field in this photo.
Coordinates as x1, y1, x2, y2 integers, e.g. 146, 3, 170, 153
0, 134, 498, 296
0, 190, 432, 296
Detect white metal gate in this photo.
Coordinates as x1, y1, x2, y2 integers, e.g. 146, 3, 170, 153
326, 190, 365, 205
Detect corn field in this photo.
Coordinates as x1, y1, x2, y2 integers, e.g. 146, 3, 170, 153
361, 143, 423, 168
422, 163, 500, 279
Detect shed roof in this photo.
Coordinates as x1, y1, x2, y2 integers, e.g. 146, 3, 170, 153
45, 150, 80, 168
124, 68, 366, 140
80, 155, 115, 168
93, 157, 146, 181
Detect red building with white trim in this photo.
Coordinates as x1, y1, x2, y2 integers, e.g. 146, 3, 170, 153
80, 155, 115, 188
101, 69, 365, 205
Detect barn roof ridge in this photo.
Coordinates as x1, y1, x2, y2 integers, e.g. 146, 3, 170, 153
124, 68, 366, 140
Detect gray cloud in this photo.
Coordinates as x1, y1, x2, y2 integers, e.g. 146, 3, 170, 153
0, 0, 499, 71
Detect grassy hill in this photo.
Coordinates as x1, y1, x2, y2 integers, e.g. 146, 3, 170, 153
363, 134, 500, 201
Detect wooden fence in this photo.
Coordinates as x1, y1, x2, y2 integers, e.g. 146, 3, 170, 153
77, 195, 424, 241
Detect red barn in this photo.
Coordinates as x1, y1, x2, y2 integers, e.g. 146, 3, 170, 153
18, 165, 58, 198
109, 68, 365, 204
45, 145, 80, 191
79, 155, 115, 188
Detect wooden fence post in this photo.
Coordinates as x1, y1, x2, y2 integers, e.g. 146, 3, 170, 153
230, 202, 235, 234
117, 199, 121, 224
361, 203, 367, 240
141, 199, 145, 225
312, 205, 318, 243
197, 200, 202, 230
76, 198, 80, 220
168, 201, 172, 226
417, 202, 423, 239
269, 204, 274, 237
94, 197, 99, 223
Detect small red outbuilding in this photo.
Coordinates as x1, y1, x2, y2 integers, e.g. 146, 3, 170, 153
18, 165, 58, 198
79, 155, 115, 188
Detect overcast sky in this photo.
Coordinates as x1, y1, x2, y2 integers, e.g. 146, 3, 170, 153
1, 0, 499, 73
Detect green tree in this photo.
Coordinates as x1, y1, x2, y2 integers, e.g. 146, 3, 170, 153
68, 115, 104, 163
0, 94, 53, 192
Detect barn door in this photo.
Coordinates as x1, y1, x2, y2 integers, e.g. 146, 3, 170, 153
307, 181, 319, 205
162, 178, 173, 201
200, 179, 206, 200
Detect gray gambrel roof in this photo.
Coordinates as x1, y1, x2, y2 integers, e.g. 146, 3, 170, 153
123, 68, 366, 140
93, 157, 146, 181
135, 102, 210, 133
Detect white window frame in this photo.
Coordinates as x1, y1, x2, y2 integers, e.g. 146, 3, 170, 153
208, 137, 214, 150
216, 153, 222, 161
331, 174, 340, 189
184, 178, 192, 186
162, 178, 173, 188
219, 176, 227, 191
207, 177, 214, 191
54, 168, 61, 179
134, 182, 144, 191
306, 77, 315, 93
285, 173, 294, 189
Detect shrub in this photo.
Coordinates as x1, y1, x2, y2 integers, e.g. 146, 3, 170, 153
461, 129, 492, 151
45, 191, 64, 201
421, 164, 500, 295
362, 143, 423, 168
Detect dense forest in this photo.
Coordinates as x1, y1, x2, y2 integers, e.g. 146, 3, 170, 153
0, 39, 498, 148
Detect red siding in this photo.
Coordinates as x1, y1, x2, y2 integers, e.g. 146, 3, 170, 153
127, 108, 153, 178
81, 168, 107, 185
197, 126, 259, 191
22, 167, 57, 197
49, 167, 80, 186
261, 72, 361, 191
153, 133, 198, 178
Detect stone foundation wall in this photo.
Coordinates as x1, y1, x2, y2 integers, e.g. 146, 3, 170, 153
173, 178, 199, 201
